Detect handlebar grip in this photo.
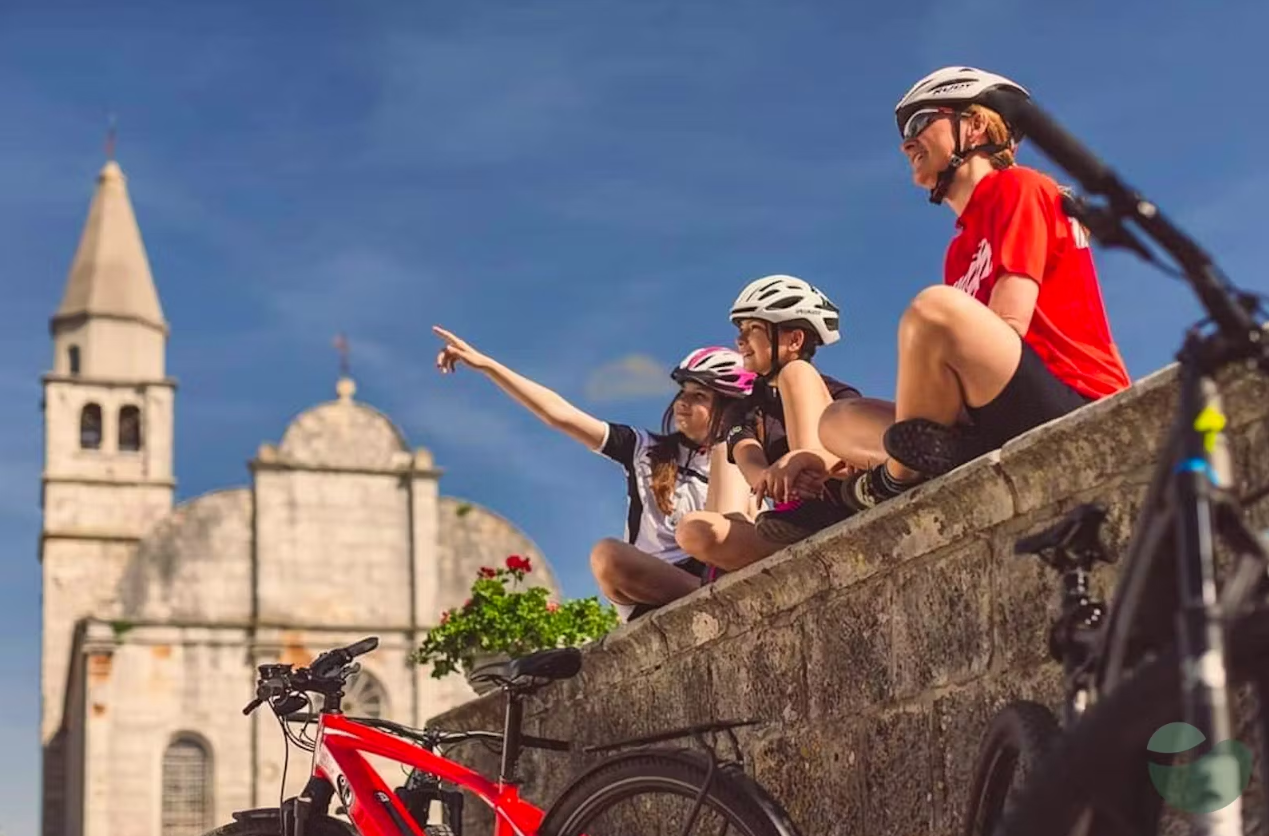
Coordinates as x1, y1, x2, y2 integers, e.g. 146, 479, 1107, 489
310, 637, 378, 678
980, 89, 1114, 196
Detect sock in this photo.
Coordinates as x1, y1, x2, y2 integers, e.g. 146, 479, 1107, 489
877, 462, 918, 495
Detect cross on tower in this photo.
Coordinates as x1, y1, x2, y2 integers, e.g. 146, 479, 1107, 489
333, 332, 351, 378
105, 113, 118, 161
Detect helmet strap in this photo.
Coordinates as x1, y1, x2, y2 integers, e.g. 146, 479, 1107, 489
760, 322, 785, 386
928, 111, 964, 204
927, 111, 1012, 205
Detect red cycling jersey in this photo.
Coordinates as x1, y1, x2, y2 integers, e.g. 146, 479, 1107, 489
944, 165, 1131, 400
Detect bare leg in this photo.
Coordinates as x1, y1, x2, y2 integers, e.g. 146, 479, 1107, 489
887, 285, 1023, 480
817, 397, 896, 471
675, 510, 783, 572
589, 538, 704, 605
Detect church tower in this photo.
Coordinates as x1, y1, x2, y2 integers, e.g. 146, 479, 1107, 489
40, 156, 175, 836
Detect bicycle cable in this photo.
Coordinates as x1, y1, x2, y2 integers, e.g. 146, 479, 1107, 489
275, 709, 290, 814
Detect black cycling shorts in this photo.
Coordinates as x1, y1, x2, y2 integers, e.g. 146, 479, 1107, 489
967, 340, 1094, 450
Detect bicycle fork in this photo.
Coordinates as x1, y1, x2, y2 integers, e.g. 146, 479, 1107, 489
1172, 344, 1244, 836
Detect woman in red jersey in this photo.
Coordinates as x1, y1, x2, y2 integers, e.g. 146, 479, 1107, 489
818, 66, 1132, 509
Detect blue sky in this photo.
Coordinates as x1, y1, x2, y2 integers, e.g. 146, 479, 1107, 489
1, 0, 1266, 832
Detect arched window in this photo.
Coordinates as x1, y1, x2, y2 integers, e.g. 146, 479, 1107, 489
161, 734, 212, 836
79, 404, 102, 450
119, 405, 142, 452
68, 345, 81, 376
340, 669, 387, 718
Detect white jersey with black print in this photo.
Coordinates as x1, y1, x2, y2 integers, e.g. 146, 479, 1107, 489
593, 422, 710, 620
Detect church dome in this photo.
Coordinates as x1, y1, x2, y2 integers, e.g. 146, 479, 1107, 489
274, 377, 419, 472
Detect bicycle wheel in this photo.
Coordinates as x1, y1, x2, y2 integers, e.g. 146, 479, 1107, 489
997, 608, 1269, 836
961, 700, 1060, 836
537, 748, 802, 836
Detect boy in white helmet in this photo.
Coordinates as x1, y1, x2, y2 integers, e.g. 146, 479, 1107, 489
676, 275, 895, 559
817, 67, 1131, 508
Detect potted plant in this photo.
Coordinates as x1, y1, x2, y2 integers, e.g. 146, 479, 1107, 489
410, 554, 620, 694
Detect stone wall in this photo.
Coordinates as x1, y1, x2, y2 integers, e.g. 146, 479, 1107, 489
429, 362, 1269, 836
253, 468, 414, 628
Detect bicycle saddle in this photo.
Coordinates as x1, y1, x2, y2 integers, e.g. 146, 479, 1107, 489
1014, 502, 1110, 558
467, 647, 584, 688
508, 647, 583, 682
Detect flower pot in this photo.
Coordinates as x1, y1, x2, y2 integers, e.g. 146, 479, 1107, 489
463, 652, 511, 696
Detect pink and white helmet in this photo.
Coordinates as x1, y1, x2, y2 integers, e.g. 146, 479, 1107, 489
671, 346, 756, 399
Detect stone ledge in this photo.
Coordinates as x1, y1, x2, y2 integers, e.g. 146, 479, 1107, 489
428, 360, 1269, 836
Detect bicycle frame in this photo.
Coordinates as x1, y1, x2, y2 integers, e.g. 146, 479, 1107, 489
1095, 338, 1267, 691
303, 712, 547, 836
980, 85, 1269, 836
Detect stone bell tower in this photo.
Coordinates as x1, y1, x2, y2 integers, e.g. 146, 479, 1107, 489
40, 154, 175, 836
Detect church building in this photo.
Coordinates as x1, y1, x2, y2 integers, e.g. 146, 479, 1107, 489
39, 157, 558, 836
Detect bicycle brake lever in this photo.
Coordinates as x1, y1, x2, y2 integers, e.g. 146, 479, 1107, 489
273, 693, 310, 716
243, 697, 265, 716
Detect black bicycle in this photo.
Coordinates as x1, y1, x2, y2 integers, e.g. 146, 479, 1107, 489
958, 88, 1269, 836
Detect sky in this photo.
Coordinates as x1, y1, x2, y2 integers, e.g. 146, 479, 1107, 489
0, 0, 1266, 832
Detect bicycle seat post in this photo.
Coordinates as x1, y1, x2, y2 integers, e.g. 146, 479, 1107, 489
499, 687, 525, 786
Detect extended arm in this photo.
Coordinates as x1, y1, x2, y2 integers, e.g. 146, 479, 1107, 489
434, 325, 607, 450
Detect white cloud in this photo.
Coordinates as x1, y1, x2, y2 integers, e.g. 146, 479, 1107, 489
583, 353, 677, 402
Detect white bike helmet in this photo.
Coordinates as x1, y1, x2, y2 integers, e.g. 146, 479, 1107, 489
729, 274, 841, 347
671, 346, 756, 399
894, 66, 1030, 204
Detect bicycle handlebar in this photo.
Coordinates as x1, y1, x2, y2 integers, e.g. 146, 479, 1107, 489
980, 88, 1266, 361
243, 637, 380, 716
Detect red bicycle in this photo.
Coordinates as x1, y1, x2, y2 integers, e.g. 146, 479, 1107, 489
201, 637, 802, 836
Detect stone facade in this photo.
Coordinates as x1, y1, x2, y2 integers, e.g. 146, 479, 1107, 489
429, 362, 1269, 836
40, 161, 561, 836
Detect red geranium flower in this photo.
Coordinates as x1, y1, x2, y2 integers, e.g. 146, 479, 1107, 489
478, 566, 497, 578
506, 554, 532, 572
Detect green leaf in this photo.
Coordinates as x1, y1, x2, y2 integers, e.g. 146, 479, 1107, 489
410, 559, 621, 679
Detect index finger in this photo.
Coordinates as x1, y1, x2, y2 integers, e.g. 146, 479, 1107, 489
432, 325, 464, 345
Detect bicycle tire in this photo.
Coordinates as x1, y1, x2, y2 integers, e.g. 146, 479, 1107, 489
961, 700, 1060, 836
536, 748, 802, 836
996, 607, 1269, 836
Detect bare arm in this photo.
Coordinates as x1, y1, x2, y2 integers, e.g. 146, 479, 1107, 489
705, 442, 756, 518
732, 438, 769, 491
773, 359, 839, 469
987, 274, 1040, 337
434, 325, 607, 450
